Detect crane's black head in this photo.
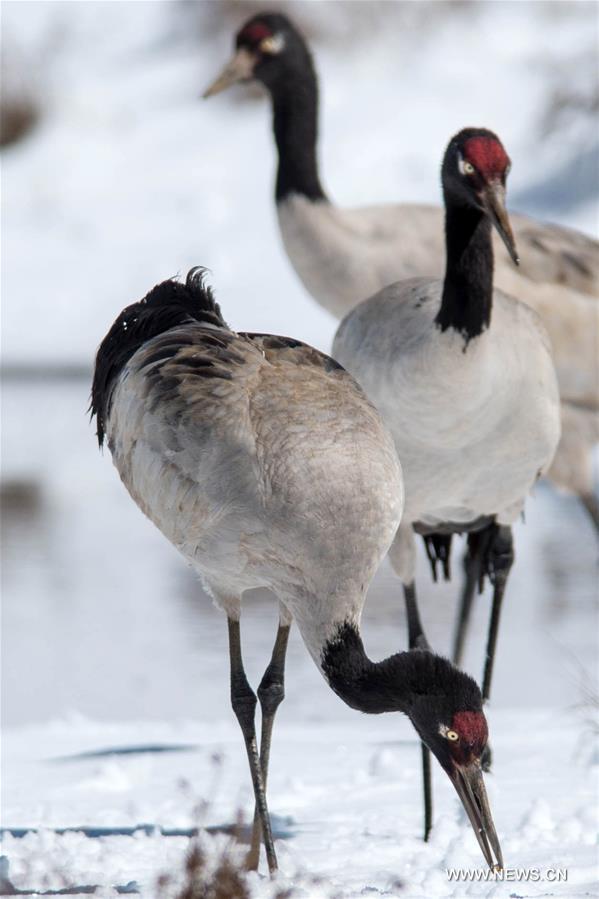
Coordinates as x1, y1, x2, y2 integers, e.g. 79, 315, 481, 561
405, 654, 501, 870
203, 12, 314, 99
394, 651, 486, 768
91, 268, 226, 448
442, 127, 519, 265
322, 627, 502, 869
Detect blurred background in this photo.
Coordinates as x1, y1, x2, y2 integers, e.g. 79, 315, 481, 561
2, 0, 598, 733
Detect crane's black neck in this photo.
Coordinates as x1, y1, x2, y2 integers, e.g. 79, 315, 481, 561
321, 622, 426, 715
270, 65, 326, 203
435, 202, 494, 343
321, 621, 483, 724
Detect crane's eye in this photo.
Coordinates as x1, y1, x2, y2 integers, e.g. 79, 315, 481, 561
447, 729, 459, 742
259, 34, 284, 55
457, 154, 475, 177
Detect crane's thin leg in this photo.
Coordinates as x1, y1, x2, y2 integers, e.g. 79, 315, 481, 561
227, 617, 277, 875
481, 525, 514, 702
452, 553, 478, 666
580, 492, 599, 536
403, 582, 430, 652
246, 621, 291, 872
403, 582, 432, 841
452, 528, 493, 667
420, 742, 432, 842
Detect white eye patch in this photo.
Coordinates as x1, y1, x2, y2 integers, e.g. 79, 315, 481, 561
457, 153, 475, 176
438, 723, 459, 741
259, 33, 285, 55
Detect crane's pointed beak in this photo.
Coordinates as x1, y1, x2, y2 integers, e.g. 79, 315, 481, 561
482, 181, 519, 267
448, 760, 503, 871
202, 48, 257, 99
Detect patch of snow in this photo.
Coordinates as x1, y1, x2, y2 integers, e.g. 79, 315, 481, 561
2, 712, 597, 896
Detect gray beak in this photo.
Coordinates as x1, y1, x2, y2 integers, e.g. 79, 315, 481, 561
482, 181, 520, 266
449, 760, 503, 871
202, 48, 257, 99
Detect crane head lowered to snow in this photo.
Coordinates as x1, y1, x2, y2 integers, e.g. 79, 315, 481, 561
408, 671, 501, 871
322, 624, 502, 870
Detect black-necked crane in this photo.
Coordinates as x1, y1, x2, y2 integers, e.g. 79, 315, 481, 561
203, 11, 599, 532
333, 128, 561, 708
91, 268, 503, 874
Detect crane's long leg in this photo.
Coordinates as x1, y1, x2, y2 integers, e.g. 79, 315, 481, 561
481, 525, 514, 701
227, 617, 277, 875
404, 582, 430, 653
403, 582, 433, 842
246, 621, 291, 872
420, 743, 432, 840
581, 492, 599, 536
452, 528, 494, 667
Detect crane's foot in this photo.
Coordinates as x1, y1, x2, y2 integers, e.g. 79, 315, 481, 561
422, 533, 453, 582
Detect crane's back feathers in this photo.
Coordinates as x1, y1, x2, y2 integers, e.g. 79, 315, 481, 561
91, 270, 404, 658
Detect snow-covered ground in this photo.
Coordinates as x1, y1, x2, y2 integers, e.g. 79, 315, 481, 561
3, 709, 598, 897
2, 2, 598, 897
